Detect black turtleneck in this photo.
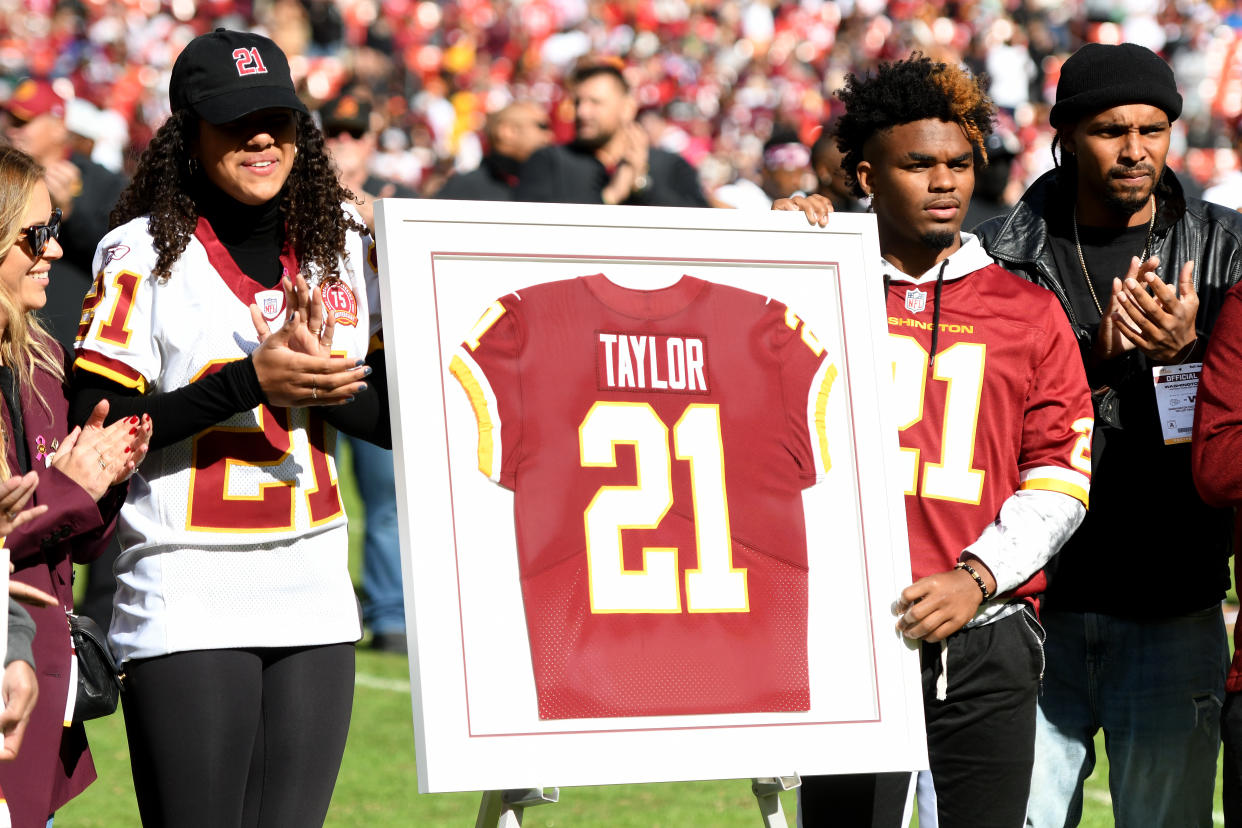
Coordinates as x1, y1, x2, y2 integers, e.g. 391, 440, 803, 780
70, 182, 391, 450
194, 180, 285, 288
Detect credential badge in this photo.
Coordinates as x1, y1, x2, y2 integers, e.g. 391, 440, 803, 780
905, 288, 927, 314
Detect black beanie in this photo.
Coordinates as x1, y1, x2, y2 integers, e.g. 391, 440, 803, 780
1050, 43, 1182, 128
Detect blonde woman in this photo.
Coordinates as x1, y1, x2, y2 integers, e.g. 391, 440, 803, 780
0, 146, 151, 828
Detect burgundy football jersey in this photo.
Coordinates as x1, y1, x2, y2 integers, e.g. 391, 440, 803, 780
451, 274, 836, 719
887, 264, 1092, 597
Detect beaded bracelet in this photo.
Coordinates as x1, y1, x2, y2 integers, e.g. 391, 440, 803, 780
955, 561, 991, 602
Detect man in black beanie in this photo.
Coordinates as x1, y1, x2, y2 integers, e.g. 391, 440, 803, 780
976, 42, 1242, 828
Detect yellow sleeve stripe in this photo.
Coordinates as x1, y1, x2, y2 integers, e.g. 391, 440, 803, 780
74, 353, 147, 393
1019, 478, 1089, 509
449, 354, 497, 480
814, 363, 838, 473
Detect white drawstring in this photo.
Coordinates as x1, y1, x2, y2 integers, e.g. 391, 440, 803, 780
935, 640, 949, 701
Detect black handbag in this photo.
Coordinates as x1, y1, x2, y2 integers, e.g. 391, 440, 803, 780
67, 612, 121, 723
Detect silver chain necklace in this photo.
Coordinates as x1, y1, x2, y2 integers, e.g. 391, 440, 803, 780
1072, 194, 1156, 317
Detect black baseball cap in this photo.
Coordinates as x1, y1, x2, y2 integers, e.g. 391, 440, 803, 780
169, 28, 308, 124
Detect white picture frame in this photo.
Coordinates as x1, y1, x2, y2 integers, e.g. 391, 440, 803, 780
374, 200, 927, 793
0, 548, 7, 679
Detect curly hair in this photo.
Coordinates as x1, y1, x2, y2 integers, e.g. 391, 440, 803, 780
835, 53, 995, 199
110, 110, 365, 283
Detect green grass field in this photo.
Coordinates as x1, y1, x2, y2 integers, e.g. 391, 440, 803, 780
54, 443, 1228, 826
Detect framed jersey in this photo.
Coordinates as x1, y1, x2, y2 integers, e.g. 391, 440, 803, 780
375, 199, 924, 793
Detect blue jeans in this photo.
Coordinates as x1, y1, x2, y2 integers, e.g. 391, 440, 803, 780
345, 435, 405, 635
1026, 607, 1227, 828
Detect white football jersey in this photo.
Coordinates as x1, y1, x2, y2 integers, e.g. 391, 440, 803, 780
75, 210, 380, 662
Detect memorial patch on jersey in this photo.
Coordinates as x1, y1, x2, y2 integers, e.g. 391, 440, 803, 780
321, 282, 358, 327
255, 289, 285, 322
595, 331, 710, 394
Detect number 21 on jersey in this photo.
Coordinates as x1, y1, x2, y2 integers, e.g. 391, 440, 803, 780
579, 401, 748, 615
186, 360, 342, 532
890, 334, 1092, 502
890, 335, 987, 503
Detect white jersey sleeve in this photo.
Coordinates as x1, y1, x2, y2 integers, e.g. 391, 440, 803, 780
75, 219, 163, 391
341, 203, 383, 344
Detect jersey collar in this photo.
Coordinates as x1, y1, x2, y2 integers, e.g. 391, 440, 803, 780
879, 232, 993, 285
581, 273, 710, 320
193, 216, 300, 308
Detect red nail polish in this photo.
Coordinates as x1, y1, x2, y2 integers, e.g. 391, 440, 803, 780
128, 416, 139, 424
129, 427, 137, 435
124, 447, 131, 453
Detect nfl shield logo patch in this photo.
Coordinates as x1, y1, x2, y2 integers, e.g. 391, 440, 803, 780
255, 289, 285, 321
905, 288, 927, 314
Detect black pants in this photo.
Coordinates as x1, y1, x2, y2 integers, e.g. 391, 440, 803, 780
122, 644, 355, 828
1223, 690, 1242, 827
800, 609, 1043, 828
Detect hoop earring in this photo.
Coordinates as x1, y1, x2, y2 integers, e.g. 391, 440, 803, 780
187, 157, 201, 177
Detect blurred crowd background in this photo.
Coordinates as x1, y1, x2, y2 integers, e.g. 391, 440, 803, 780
4, 0, 1242, 204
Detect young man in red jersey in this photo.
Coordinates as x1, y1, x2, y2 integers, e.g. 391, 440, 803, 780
778, 53, 1092, 827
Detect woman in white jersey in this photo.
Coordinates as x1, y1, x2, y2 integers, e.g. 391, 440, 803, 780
0, 146, 151, 828
71, 30, 388, 828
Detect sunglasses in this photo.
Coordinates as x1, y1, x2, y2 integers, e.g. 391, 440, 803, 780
19, 207, 61, 258
326, 125, 367, 141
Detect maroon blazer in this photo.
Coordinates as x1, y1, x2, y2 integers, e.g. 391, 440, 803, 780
0, 343, 124, 828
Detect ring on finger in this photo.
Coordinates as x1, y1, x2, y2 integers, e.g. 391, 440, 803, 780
4, 509, 16, 521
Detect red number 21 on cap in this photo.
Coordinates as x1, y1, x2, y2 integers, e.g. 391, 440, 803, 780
233, 47, 268, 76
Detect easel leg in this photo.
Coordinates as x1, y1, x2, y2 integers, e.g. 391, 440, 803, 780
752, 775, 801, 828
476, 788, 560, 828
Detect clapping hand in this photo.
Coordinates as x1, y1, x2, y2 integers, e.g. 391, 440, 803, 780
254, 273, 336, 358
1, 556, 47, 762
601, 123, 652, 205
42, 159, 82, 221
0, 472, 55, 607
250, 273, 369, 408
1096, 256, 1199, 363
52, 400, 152, 502
0, 656, 36, 761
0, 472, 46, 536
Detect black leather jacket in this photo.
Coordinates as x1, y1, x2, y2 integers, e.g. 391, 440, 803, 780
975, 168, 1242, 617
